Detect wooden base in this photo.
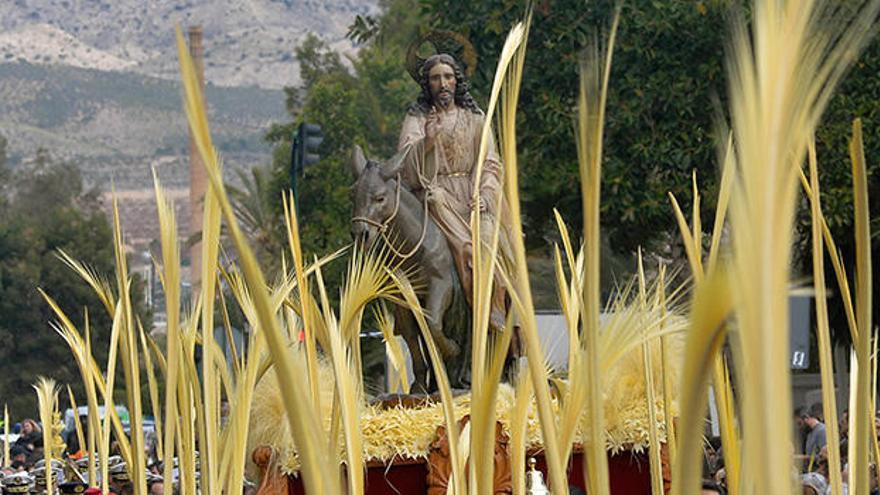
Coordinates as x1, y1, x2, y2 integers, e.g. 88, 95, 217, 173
254, 435, 669, 495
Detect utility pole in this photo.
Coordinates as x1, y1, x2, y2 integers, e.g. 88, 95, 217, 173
188, 25, 206, 295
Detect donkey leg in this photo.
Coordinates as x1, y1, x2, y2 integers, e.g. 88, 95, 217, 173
424, 275, 458, 359
396, 307, 429, 395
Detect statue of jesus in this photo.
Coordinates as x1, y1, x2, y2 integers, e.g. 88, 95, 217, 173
398, 53, 512, 333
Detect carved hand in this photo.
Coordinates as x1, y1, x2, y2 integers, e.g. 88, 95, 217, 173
426, 185, 448, 208
424, 107, 439, 150
469, 196, 487, 213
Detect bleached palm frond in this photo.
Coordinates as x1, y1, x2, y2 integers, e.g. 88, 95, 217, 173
34, 377, 59, 491
55, 249, 116, 315
373, 303, 409, 394
848, 117, 874, 493
469, 14, 531, 492
315, 264, 365, 495
175, 27, 339, 494
721, 1, 879, 493
388, 269, 464, 495
671, 269, 733, 495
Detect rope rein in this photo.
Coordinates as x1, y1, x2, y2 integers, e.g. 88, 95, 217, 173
351, 173, 430, 260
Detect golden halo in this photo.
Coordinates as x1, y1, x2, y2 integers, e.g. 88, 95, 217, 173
405, 30, 477, 83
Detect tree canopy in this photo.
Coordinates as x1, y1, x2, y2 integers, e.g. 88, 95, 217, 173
260, 0, 878, 337
0, 143, 149, 416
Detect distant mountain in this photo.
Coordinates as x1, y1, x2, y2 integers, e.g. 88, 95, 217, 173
0, 0, 378, 88
0, 61, 287, 245
0, 62, 285, 188
0, 0, 377, 249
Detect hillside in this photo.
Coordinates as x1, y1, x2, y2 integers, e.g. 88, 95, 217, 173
0, 0, 378, 251
0, 62, 285, 188
0, 0, 377, 89
0, 61, 290, 246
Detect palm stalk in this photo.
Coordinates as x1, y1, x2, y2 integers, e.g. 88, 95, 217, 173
722, 2, 878, 493
470, 16, 530, 493
849, 117, 873, 494
670, 269, 733, 495
806, 139, 843, 495
3, 405, 8, 467
797, 169, 858, 344
35, 377, 58, 492
110, 195, 147, 495
197, 141, 224, 495
373, 304, 409, 393
153, 172, 184, 491
656, 266, 677, 470
553, 240, 587, 464
175, 27, 339, 494
178, 317, 202, 495
314, 264, 365, 495
220, 332, 266, 494
282, 193, 322, 409
389, 270, 464, 494
509, 366, 533, 495
669, 180, 740, 494
138, 322, 164, 461
637, 255, 663, 495
66, 386, 86, 458
83, 314, 99, 485
574, 11, 620, 494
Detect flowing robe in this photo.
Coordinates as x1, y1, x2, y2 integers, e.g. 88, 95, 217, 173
398, 107, 512, 329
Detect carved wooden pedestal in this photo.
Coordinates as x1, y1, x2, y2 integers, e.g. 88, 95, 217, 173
253, 429, 669, 494
426, 416, 512, 494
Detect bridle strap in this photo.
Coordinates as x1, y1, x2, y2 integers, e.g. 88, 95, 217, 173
352, 174, 430, 260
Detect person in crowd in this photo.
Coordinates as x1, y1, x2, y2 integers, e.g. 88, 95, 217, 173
9, 446, 28, 471
12, 420, 41, 456
702, 480, 726, 495
714, 466, 727, 491
801, 471, 828, 495
795, 404, 827, 469
795, 407, 808, 453
804, 404, 828, 459
109, 462, 134, 495
58, 481, 88, 495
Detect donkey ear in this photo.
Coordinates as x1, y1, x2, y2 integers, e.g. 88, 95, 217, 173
351, 145, 367, 177
381, 147, 408, 179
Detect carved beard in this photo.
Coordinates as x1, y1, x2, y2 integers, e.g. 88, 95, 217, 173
435, 89, 453, 108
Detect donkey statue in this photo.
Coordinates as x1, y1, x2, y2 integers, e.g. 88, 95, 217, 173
350, 145, 470, 393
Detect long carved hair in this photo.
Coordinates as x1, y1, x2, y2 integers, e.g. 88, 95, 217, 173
409, 54, 482, 116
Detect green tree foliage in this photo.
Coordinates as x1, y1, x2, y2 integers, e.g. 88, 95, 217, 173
255, 0, 878, 350
0, 146, 149, 417
421, 0, 878, 334
422, 0, 730, 252
228, 164, 289, 277
264, 0, 423, 269
257, 0, 424, 392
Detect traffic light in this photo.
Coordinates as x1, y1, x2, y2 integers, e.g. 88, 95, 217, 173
290, 122, 324, 211
291, 122, 324, 177
299, 123, 323, 168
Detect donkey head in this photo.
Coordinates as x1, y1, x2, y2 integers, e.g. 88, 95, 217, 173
350, 145, 407, 246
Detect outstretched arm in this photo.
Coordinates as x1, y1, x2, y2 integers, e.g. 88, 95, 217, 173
398, 113, 425, 150
398, 113, 428, 191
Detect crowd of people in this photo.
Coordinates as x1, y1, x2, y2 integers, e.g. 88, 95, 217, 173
700, 402, 880, 495
790, 403, 880, 495
0, 416, 227, 495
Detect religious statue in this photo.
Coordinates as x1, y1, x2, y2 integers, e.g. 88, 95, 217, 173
350, 32, 516, 394
399, 32, 514, 334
